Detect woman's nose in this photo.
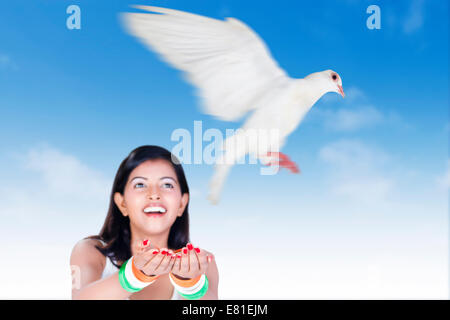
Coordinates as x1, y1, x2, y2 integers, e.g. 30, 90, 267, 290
148, 187, 161, 200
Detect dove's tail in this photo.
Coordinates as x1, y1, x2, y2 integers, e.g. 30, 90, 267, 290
208, 161, 233, 205
207, 129, 251, 204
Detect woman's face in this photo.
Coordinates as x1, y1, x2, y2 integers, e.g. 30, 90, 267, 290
114, 159, 189, 236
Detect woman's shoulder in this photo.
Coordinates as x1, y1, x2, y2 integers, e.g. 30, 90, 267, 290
72, 237, 105, 252
70, 237, 107, 270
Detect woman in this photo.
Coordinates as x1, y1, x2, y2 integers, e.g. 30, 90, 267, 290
70, 145, 219, 299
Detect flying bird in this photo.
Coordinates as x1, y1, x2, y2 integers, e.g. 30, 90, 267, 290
122, 6, 345, 204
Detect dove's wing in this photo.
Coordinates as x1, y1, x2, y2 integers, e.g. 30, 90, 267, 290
122, 6, 290, 121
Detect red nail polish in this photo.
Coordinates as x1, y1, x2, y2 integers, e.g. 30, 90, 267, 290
161, 250, 167, 255
142, 239, 148, 246
182, 248, 188, 254
152, 250, 159, 255
195, 247, 200, 253
187, 243, 194, 250
177, 254, 181, 259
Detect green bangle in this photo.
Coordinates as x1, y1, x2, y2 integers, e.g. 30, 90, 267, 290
118, 259, 141, 293
178, 276, 209, 300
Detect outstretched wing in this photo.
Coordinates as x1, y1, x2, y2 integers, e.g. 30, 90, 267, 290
122, 6, 290, 121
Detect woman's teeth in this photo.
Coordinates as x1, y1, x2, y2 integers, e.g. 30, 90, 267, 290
144, 206, 167, 214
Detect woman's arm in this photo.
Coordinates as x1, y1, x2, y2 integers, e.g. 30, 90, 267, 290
70, 239, 131, 300
199, 252, 219, 300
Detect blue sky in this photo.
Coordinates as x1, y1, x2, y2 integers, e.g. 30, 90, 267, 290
0, 0, 448, 298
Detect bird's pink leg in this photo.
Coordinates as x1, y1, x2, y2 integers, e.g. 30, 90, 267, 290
265, 152, 301, 174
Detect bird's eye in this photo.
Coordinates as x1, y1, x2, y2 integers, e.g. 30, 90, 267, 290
332, 74, 337, 81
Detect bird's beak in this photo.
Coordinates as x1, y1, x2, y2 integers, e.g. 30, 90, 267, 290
338, 85, 345, 98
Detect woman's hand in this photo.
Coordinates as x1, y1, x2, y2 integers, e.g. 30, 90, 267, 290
133, 241, 175, 277
170, 243, 213, 280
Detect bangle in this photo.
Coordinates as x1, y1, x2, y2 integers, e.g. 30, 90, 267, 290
177, 274, 206, 294
119, 257, 158, 293
131, 257, 160, 283
178, 276, 209, 300
118, 259, 141, 293
169, 273, 209, 299
170, 273, 205, 295
169, 273, 202, 288
125, 257, 157, 289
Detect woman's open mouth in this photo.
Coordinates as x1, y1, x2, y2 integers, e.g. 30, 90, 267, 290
143, 205, 167, 217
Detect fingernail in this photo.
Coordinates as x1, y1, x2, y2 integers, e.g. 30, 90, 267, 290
161, 250, 167, 255
182, 248, 188, 254
177, 254, 181, 259
142, 239, 149, 246
152, 249, 159, 255
187, 243, 194, 250
167, 250, 173, 256
194, 247, 200, 253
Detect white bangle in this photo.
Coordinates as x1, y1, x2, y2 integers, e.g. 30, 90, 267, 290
124, 257, 155, 290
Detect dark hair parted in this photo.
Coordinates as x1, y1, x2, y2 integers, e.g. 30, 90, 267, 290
86, 145, 190, 268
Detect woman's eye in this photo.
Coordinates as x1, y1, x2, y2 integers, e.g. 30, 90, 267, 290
162, 183, 174, 189
134, 183, 146, 189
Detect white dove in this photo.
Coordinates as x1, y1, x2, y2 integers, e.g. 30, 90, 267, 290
122, 6, 345, 204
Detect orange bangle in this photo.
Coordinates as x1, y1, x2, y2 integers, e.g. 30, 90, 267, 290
131, 257, 160, 283
169, 273, 202, 288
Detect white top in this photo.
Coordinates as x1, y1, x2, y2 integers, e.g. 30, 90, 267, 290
98, 242, 181, 300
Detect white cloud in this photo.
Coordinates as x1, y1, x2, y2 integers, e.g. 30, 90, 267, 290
403, 0, 425, 34
322, 105, 383, 131
319, 86, 365, 105
23, 145, 110, 200
312, 86, 407, 132
341, 86, 367, 103
436, 159, 450, 189
0, 54, 10, 66
197, 209, 448, 299
217, 251, 447, 299
319, 139, 395, 205
319, 139, 390, 169
0, 144, 113, 299
0, 144, 111, 228
0, 243, 73, 299
0, 52, 17, 70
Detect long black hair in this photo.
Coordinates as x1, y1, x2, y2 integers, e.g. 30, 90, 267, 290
87, 145, 190, 268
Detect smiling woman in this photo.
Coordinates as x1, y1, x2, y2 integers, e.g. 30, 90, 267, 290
69, 145, 219, 300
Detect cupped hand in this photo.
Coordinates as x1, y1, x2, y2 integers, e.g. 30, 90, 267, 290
170, 243, 213, 280
132, 240, 175, 277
